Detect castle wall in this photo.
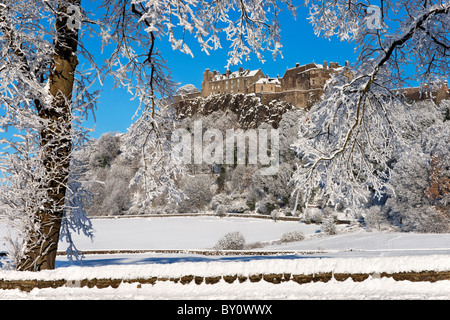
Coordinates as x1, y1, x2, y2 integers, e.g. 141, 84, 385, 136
173, 91, 202, 104
256, 88, 323, 109
193, 61, 450, 110
401, 83, 450, 104
201, 63, 336, 108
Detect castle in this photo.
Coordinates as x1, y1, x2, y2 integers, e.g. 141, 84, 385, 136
198, 61, 345, 108
176, 60, 449, 108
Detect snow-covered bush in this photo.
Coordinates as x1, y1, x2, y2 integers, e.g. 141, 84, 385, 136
270, 208, 284, 220
280, 231, 304, 243
178, 174, 213, 213
210, 193, 229, 211
229, 199, 250, 213
213, 231, 246, 250
362, 206, 388, 231
251, 163, 295, 201
321, 217, 337, 235
215, 204, 228, 217
303, 207, 323, 224
256, 195, 277, 215
244, 241, 265, 249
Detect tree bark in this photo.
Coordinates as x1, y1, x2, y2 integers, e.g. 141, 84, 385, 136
17, 1, 80, 271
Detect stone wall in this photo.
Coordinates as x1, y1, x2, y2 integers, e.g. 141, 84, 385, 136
256, 88, 324, 110
401, 83, 450, 105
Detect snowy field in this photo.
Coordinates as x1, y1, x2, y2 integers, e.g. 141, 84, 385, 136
56, 215, 450, 260
1, 215, 450, 300
58, 215, 321, 252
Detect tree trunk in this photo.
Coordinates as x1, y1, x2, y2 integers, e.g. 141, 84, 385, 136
17, 1, 80, 271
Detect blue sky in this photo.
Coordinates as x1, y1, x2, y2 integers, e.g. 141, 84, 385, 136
84, 5, 358, 139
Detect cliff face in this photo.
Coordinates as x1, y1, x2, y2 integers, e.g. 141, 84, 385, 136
174, 93, 295, 129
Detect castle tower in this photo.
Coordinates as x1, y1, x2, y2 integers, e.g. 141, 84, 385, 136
201, 69, 213, 97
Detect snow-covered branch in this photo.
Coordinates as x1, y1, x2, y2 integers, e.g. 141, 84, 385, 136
1, 0, 299, 270
292, 0, 450, 213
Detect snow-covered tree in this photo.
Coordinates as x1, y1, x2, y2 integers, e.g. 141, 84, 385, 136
178, 174, 214, 213
0, 0, 96, 271
0, 0, 297, 271
361, 205, 387, 231
292, 0, 450, 214
89, 133, 121, 169
386, 120, 450, 232
177, 84, 199, 96
321, 216, 337, 235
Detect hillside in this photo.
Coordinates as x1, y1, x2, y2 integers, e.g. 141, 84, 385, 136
78, 94, 308, 219
74, 95, 450, 235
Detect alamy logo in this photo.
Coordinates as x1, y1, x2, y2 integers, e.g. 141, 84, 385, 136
67, 5, 81, 30
366, 5, 382, 30
172, 121, 279, 175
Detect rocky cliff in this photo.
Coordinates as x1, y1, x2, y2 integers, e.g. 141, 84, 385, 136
174, 93, 295, 129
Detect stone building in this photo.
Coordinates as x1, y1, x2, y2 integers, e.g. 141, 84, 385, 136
400, 82, 450, 105
199, 61, 344, 108
268, 61, 344, 108
176, 60, 449, 112
248, 77, 282, 94
280, 61, 342, 91
201, 67, 265, 97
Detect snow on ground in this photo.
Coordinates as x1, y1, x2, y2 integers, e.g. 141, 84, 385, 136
265, 230, 450, 257
2, 255, 450, 281
2, 277, 450, 300
1, 215, 450, 300
53, 216, 450, 260
57, 216, 321, 251
2, 255, 450, 300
